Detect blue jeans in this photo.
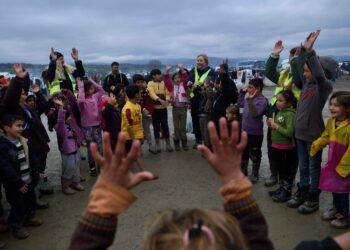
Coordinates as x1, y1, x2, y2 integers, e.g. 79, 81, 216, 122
333, 193, 349, 217
297, 139, 322, 193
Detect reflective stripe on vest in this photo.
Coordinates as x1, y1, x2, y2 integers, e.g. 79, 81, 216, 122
194, 67, 211, 85
49, 72, 77, 96
190, 67, 211, 98
269, 68, 301, 105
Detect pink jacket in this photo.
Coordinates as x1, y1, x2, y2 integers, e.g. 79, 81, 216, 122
163, 72, 189, 104
77, 79, 104, 127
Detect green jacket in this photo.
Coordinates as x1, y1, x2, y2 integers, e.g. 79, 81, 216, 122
271, 108, 296, 145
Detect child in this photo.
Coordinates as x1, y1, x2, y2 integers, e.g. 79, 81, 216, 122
164, 64, 189, 151
0, 115, 43, 239
52, 97, 84, 195
77, 77, 104, 176
226, 104, 241, 131
287, 30, 333, 214
237, 78, 268, 183
25, 94, 36, 110
147, 69, 173, 152
121, 84, 145, 171
310, 91, 350, 228
267, 90, 297, 202
101, 96, 121, 151
133, 74, 157, 154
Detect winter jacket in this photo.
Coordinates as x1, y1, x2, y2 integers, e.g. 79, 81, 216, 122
291, 49, 333, 142
0, 136, 38, 189
310, 118, 350, 193
271, 108, 296, 145
103, 72, 129, 94
77, 80, 104, 127
0, 77, 50, 156
54, 108, 78, 154
44, 60, 85, 94
237, 92, 268, 135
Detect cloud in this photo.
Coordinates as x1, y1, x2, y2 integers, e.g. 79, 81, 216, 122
1, 0, 349, 63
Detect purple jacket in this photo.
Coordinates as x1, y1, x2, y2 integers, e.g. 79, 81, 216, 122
237, 92, 267, 135
54, 108, 78, 154
77, 80, 104, 127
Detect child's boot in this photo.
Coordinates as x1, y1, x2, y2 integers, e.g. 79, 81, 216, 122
70, 182, 85, 191
155, 139, 161, 153
61, 178, 75, 195
298, 191, 320, 214
272, 181, 291, 203
12, 224, 29, 239
174, 140, 181, 151
166, 138, 173, 152
182, 140, 189, 151
287, 183, 309, 208
249, 162, 260, 183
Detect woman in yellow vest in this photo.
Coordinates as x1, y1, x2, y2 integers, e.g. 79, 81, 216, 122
44, 47, 85, 96
188, 54, 217, 149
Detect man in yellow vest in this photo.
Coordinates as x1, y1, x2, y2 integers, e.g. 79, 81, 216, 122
264, 40, 302, 187
187, 54, 216, 149
43, 48, 85, 96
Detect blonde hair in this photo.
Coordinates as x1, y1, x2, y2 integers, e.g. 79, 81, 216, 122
197, 54, 209, 65
142, 208, 248, 250
55, 59, 75, 80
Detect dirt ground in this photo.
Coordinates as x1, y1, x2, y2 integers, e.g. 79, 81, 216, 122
0, 77, 349, 250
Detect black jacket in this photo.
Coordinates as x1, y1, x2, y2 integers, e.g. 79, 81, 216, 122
44, 60, 85, 93
0, 136, 39, 189
103, 73, 129, 95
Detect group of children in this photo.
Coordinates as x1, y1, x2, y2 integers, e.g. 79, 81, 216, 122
0, 31, 349, 248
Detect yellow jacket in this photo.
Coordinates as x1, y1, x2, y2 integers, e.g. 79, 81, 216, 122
310, 118, 350, 178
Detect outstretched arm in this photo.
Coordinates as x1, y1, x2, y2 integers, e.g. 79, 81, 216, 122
69, 133, 156, 250
198, 118, 274, 250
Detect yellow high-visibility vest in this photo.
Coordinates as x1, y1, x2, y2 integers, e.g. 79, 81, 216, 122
190, 67, 212, 98
270, 68, 300, 105
49, 72, 77, 96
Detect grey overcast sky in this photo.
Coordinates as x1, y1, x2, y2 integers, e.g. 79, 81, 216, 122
0, 0, 349, 63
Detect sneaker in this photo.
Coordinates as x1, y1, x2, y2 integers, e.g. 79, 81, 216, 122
298, 201, 319, 214
264, 175, 278, 187
321, 208, 337, 221
12, 226, 30, 239
90, 168, 98, 177
272, 188, 291, 203
24, 217, 43, 227
330, 215, 350, 229
62, 187, 75, 195
268, 186, 283, 197
249, 174, 259, 184
70, 183, 85, 191
286, 184, 309, 208
36, 199, 49, 209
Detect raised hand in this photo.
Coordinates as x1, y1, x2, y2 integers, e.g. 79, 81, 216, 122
223, 58, 229, 65
32, 84, 40, 93
197, 118, 248, 184
273, 40, 284, 55
71, 48, 79, 61
91, 132, 156, 189
12, 64, 27, 79
166, 64, 172, 72
303, 30, 321, 52
177, 63, 183, 71
50, 47, 57, 61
